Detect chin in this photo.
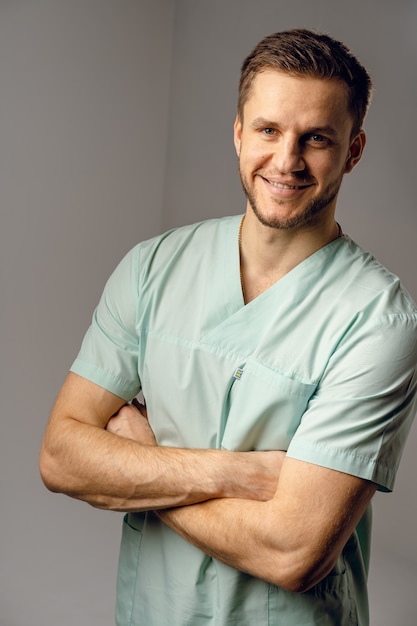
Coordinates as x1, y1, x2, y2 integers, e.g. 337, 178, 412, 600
251, 205, 316, 231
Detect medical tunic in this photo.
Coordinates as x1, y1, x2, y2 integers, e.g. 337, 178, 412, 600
71, 215, 417, 626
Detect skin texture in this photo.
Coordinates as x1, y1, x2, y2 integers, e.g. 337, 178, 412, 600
235, 70, 364, 232
234, 70, 365, 301
40, 373, 283, 511
40, 70, 376, 592
107, 401, 376, 592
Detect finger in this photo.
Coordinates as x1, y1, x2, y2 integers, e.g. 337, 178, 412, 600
106, 416, 117, 432
110, 403, 128, 418
131, 398, 147, 415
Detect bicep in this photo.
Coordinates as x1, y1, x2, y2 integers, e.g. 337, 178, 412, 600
270, 456, 377, 587
47, 372, 126, 431
40, 373, 127, 494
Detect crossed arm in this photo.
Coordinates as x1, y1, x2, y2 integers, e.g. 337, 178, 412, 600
40, 372, 376, 592
40, 373, 282, 511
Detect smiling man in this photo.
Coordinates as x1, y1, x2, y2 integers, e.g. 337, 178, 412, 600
236, 71, 362, 228
234, 66, 366, 299
40, 30, 417, 626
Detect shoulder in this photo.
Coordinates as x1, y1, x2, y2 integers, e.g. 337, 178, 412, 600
132, 215, 240, 274
334, 236, 417, 318
140, 215, 239, 252
105, 216, 241, 298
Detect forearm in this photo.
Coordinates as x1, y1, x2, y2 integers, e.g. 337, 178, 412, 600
157, 496, 292, 587
156, 457, 376, 592
155, 453, 287, 573
40, 417, 280, 511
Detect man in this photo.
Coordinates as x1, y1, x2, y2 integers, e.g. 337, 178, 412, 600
40, 29, 417, 625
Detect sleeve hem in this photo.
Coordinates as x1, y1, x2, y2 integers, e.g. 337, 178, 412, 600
286, 439, 395, 492
70, 358, 140, 402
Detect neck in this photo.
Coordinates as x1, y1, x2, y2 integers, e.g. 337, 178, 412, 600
239, 209, 342, 303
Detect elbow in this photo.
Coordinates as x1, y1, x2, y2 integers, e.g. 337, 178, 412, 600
267, 552, 334, 594
39, 455, 57, 493
269, 569, 311, 595
39, 440, 124, 511
280, 570, 319, 594
39, 444, 65, 493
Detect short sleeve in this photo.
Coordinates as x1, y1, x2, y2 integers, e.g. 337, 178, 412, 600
287, 313, 417, 491
70, 246, 141, 401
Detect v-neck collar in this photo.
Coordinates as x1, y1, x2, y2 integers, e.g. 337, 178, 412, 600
201, 220, 349, 344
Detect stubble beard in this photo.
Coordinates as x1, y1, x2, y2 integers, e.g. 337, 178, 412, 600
239, 168, 343, 231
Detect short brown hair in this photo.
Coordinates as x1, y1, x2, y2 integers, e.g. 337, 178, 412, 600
238, 29, 373, 137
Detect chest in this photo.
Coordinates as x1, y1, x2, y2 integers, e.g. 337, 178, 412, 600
134, 226, 367, 453
242, 270, 286, 303
135, 273, 348, 453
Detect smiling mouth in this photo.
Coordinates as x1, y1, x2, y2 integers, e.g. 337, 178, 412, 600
261, 176, 312, 190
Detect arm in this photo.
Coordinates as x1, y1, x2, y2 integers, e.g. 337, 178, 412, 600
157, 459, 376, 592
105, 401, 375, 592
39, 372, 282, 511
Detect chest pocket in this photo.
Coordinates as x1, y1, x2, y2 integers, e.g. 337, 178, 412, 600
221, 360, 316, 451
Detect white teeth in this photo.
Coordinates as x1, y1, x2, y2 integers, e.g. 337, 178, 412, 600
269, 181, 300, 190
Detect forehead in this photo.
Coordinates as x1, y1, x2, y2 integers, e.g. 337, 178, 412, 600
243, 69, 352, 133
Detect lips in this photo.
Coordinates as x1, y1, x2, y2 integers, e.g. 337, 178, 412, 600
269, 180, 304, 190
260, 175, 312, 190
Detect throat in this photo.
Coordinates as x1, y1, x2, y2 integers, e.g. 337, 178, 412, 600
240, 271, 282, 304
238, 214, 296, 303
238, 214, 344, 304
238, 215, 285, 303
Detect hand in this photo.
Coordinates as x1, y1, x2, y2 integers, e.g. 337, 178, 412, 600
107, 400, 284, 501
233, 450, 285, 501
106, 398, 157, 446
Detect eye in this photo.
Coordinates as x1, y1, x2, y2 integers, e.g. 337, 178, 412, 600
262, 127, 276, 136
306, 133, 330, 147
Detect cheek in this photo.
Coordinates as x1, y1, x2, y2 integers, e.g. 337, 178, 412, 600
313, 154, 346, 181
240, 143, 271, 170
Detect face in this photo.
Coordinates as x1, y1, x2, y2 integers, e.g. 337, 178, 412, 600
234, 70, 365, 231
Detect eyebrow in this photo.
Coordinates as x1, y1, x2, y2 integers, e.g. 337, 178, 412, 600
250, 117, 277, 130
250, 117, 339, 137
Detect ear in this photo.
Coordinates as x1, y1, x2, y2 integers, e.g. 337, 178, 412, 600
233, 115, 242, 156
344, 130, 366, 173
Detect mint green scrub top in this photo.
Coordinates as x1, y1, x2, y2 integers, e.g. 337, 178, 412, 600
71, 216, 417, 626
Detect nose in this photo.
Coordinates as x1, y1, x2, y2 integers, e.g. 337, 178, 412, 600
272, 136, 305, 174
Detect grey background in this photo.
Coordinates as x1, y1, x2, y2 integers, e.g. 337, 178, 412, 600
1, 1, 416, 624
